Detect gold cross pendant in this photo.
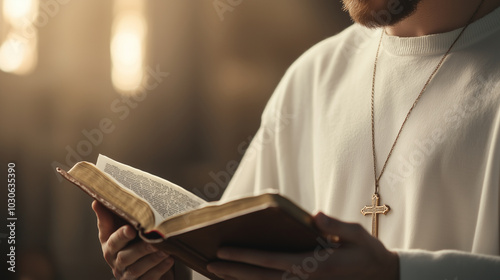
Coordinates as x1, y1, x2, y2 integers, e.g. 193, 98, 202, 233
361, 193, 390, 238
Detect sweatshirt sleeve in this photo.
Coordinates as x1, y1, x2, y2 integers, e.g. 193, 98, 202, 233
395, 249, 500, 280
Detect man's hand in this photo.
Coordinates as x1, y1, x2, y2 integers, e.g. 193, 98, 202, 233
92, 200, 175, 280
206, 212, 399, 280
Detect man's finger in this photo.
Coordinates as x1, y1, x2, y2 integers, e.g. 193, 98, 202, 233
114, 240, 159, 273
92, 200, 125, 244
313, 212, 369, 244
92, 200, 116, 243
107, 225, 137, 254
121, 252, 173, 280
103, 225, 137, 267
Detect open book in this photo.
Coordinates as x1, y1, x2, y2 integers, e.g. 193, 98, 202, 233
56, 155, 328, 279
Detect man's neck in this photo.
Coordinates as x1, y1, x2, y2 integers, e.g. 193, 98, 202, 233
385, 0, 500, 37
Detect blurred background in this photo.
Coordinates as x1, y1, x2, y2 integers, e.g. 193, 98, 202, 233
0, 0, 351, 279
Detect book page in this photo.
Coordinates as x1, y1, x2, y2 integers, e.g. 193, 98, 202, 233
96, 155, 206, 225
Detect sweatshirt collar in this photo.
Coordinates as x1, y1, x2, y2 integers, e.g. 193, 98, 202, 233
380, 7, 500, 56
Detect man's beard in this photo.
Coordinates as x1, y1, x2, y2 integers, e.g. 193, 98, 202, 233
342, 0, 422, 28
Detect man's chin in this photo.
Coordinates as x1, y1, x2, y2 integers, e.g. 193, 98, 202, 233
342, 0, 421, 28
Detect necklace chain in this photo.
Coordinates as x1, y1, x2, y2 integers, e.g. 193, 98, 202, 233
370, 0, 486, 195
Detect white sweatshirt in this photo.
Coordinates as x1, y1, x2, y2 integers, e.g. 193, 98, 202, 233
222, 7, 500, 280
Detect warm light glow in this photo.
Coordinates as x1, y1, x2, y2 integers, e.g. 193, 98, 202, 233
0, 0, 39, 75
111, 1, 146, 94
0, 40, 23, 72
0, 34, 37, 74
3, 0, 38, 28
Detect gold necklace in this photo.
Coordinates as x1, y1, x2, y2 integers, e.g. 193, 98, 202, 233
361, 0, 486, 238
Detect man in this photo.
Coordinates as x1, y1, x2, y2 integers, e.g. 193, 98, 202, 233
93, 0, 500, 279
